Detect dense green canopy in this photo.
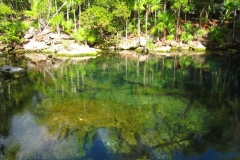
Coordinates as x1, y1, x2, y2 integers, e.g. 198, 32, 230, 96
0, 0, 239, 44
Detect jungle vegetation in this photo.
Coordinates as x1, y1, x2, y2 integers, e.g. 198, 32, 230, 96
0, 0, 239, 46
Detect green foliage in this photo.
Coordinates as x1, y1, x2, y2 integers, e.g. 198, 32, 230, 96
24, 0, 50, 19
0, 20, 29, 43
0, 3, 16, 16
73, 27, 86, 42
156, 11, 176, 34
221, 0, 240, 21
0, 0, 237, 46
180, 22, 194, 42
112, 2, 130, 19
127, 21, 138, 36
209, 26, 224, 42
196, 29, 207, 38
49, 13, 64, 27
166, 34, 175, 40
62, 19, 73, 34
180, 32, 194, 43
87, 35, 97, 44
81, 6, 112, 32
145, 39, 157, 50
73, 27, 99, 45
171, 0, 189, 10
181, 22, 193, 32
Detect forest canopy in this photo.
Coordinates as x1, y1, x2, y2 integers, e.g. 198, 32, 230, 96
0, 0, 240, 45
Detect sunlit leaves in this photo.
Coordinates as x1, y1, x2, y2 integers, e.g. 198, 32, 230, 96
112, 2, 130, 19
81, 6, 112, 30
0, 3, 16, 16
0, 20, 29, 43
49, 13, 64, 26
62, 19, 73, 34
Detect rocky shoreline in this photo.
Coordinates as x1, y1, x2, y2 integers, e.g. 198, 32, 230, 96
0, 26, 239, 57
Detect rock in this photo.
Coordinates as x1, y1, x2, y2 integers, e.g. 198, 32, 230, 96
153, 46, 171, 52
0, 44, 5, 51
23, 40, 48, 50
51, 44, 65, 52
49, 33, 72, 40
54, 44, 101, 56
171, 41, 189, 50
140, 36, 147, 46
135, 47, 148, 54
188, 41, 206, 51
53, 38, 61, 44
155, 41, 163, 47
0, 65, 27, 78
118, 38, 139, 50
24, 26, 37, 39
163, 40, 172, 46
41, 28, 51, 35
24, 33, 34, 39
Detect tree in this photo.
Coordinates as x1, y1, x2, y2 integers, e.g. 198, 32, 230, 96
222, 0, 240, 39
151, 11, 176, 41
134, 0, 145, 37
112, 2, 131, 40
171, 0, 189, 40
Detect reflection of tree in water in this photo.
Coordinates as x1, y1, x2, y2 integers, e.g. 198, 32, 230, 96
0, 53, 237, 159
31, 54, 240, 158
0, 77, 34, 137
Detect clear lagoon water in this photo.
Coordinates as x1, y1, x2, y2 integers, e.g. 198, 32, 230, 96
0, 51, 240, 160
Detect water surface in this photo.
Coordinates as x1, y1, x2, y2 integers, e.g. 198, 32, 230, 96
0, 52, 240, 159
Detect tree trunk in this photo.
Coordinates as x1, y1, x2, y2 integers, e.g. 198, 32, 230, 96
233, 9, 236, 39
154, 10, 157, 25
162, 1, 167, 41
54, 0, 60, 35
199, 9, 204, 29
137, 0, 141, 37
176, 8, 181, 40
163, 1, 167, 12
88, 0, 90, 8
66, 4, 69, 21
73, 1, 77, 33
145, 5, 149, 37
125, 19, 128, 40
138, 9, 141, 37
79, 4, 81, 28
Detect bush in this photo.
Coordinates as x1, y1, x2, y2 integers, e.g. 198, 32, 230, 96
73, 27, 99, 45
180, 32, 194, 43
196, 29, 207, 39
180, 22, 194, 42
145, 39, 157, 50
0, 20, 30, 44
166, 34, 175, 40
209, 26, 224, 42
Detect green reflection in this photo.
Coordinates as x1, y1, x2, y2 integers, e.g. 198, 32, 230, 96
1, 53, 240, 159
30, 54, 239, 158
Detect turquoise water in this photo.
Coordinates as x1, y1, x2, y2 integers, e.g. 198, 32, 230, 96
0, 52, 240, 159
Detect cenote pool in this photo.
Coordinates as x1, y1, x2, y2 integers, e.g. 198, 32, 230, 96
0, 51, 240, 160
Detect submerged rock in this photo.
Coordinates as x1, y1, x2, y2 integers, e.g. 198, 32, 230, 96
0, 65, 27, 78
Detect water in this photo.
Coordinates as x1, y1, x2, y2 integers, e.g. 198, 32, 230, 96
0, 51, 240, 159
